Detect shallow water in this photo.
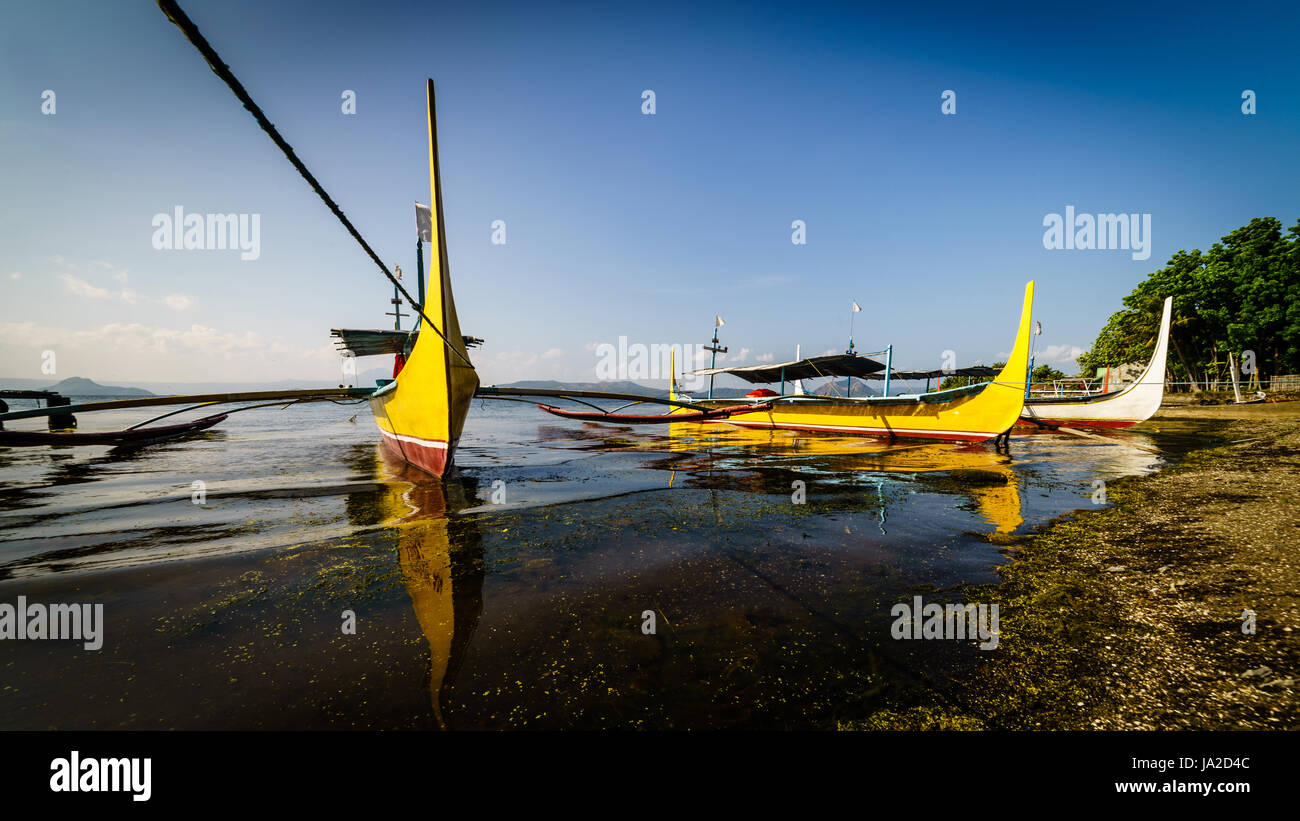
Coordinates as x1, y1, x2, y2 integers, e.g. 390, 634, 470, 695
0, 397, 1218, 728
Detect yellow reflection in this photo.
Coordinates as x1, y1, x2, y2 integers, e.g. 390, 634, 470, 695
373, 448, 483, 728
666, 421, 1023, 534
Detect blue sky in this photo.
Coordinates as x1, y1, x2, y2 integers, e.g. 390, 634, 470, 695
2, 0, 1296, 387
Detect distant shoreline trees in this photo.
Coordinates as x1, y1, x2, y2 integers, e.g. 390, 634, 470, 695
1077, 217, 1300, 389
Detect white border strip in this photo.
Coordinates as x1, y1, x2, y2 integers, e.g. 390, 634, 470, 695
378, 428, 450, 450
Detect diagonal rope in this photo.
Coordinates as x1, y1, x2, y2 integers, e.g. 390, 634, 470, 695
156, 0, 473, 368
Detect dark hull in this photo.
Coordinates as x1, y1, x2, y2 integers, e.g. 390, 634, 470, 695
0, 414, 227, 446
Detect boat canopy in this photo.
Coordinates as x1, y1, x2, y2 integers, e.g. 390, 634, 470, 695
332, 328, 483, 357
859, 365, 997, 380
692, 353, 885, 384
332, 328, 410, 357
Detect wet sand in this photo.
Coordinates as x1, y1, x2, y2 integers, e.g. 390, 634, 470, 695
851, 405, 1300, 729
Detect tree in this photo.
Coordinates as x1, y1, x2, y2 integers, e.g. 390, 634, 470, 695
1031, 364, 1068, 384
939, 362, 1006, 391
1076, 217, 1300, 388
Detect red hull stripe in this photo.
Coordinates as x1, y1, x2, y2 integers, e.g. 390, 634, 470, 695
379, 428, 453, 477
725, 419, 995, 442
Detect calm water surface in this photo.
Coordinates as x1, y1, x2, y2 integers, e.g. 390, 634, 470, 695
0, 396, 1216, 728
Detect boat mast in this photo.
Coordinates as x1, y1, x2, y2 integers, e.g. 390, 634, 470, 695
847, 300, 861, 397
706, 315, 727, 399
387, 266, 407, 330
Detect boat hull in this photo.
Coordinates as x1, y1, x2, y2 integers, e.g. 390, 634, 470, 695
1019, 295, 1172, 430
373, 417, 454, 477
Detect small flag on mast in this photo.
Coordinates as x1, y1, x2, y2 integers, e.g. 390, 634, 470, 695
852, 301, 862, 312
414, 202, 433, 242
715, 315, 725, 327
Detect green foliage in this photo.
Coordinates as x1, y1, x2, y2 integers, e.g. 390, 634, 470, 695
1031, 364, 1068, 383
938, 362, 1006, 391
1077, 217, 1300, 384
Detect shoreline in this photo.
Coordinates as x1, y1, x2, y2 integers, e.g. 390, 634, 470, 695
851, 406, 1300, 729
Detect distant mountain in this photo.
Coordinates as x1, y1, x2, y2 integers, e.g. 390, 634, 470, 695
0, 377, 343, 395
47, 377, 154, 397
812, 378, 880, 398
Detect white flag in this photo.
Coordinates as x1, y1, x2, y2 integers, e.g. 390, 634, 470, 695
852, 301, 862, 312
715, 315, 725, 327
414, 202, 432, 242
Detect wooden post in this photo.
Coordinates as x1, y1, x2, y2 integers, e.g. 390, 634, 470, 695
1228, 352, 1243, 403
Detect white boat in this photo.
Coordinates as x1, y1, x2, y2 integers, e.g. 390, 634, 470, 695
1019, 296, 1172, 429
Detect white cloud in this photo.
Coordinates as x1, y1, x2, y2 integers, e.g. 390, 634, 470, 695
0, 320, 337, 381
60, 274, 192, 311
59, 274, 111, 299
8, 273, 19, 280
755, 352, 775, 362
1041, 343, 1085, 363
540, 347, 564, 360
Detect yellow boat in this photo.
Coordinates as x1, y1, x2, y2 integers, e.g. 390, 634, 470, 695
672, 281, 1036, 443
367, 80, 479, 478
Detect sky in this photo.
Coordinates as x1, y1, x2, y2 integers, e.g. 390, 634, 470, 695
2, 0, 1297, 389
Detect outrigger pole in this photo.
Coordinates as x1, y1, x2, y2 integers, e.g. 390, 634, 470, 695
0, 388, 374, 424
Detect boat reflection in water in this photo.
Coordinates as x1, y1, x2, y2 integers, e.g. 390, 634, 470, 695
662, 420, 1025, 535
368, 448, 484, 729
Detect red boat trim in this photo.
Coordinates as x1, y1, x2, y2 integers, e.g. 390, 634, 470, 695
378, 427, 452, 477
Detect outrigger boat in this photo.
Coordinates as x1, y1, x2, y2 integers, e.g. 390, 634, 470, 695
1018, 296, 1172, 430
360, 82, 479, 478
646, 282, 1037, 443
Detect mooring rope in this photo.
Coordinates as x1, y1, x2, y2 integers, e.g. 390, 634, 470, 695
156, 0, 474, 369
